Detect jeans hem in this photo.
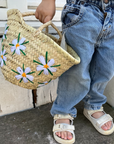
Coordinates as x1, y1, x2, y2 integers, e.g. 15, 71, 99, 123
50, 111, 77, 118
84, 104, 102, 110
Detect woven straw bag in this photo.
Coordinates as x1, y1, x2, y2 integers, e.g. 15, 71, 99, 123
0, 9, 80, 89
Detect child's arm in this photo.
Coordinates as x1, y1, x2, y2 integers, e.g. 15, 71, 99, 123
35, 0, 56, 23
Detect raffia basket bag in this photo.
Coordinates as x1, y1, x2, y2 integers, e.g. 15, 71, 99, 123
0, 9, 80, 89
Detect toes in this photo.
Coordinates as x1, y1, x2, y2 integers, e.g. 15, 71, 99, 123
64, 131, 67, 140
56, 132, 60, 137
56, 131, 73, 140
60, 131, 64, 139
107, 121, 112, 130
101, 125, 108, 131
67, 132, 73, 140
101, 121, 112, 130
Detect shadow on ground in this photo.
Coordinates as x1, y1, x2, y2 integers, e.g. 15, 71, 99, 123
0, 102, 114, 144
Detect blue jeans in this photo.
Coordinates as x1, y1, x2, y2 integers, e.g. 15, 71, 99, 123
50, 0, 114, 118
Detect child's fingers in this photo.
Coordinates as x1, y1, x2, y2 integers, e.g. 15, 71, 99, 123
44, 16, 52, 23
38, 14, 42, 23
41, 15, 45, 23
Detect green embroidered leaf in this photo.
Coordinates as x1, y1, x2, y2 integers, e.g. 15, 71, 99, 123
5, 34, 7, 39
51, 64, 61, 67
11, 69, 20, 75
47, 69, 53, 76
27, 71, 35, 75
38, 82, 44, 84
19, 78, 23, 83
38, 70, 43, 75
4, 52, 8, 55
33, 60, 43, 65
48, 79, 52, 83
23, 64, 25, 72
18, 33, 20, 43
2, 45, 4, 52
6, 26, 9, 30
3, 60, 6, 65
9, 44, 14, 46
27, 78, 34, 84
12, 49, 16, 55
21, 41, 29, 45
45, 51, 48, 64
20, 49, 26, 56
1, 38, 3, 43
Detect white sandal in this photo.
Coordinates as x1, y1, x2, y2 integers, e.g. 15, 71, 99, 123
53, 114, 75, 144
83, 107, 114, 135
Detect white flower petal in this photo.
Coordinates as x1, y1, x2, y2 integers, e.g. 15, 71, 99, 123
38, 84, 45, 87
5, 24, 7, 29
10, 46, 16, 52
1, 60, 3, 67
12, 39, 17, 45
44, 81, 48, 84
26, 75, 34, 81
1, 51, 3, 55
3, 50, 6, 55
17, 67, 23, 74
15, 75, 22, 80
19, 45, 26, 51
23, 77, 28, 83
48, 67, 57, 72
0, 57, 2, 62
43, 69, 48, 75
4, 30, 8, 35
47, 59, 55, 66
3, 35, 5, 40
19, 38, 26, 44
3, 56, 7, 61
11, 46, 16, 52
16, 47, 20, 55
25, 67, 31, 74
36, 65, 45, 71
38, 56, 46, 65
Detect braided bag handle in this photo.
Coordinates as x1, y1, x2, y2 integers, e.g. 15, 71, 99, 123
21, 11, 62, 43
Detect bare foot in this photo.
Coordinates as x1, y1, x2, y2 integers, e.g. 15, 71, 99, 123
92, 111, 112, 131
55, 119, 73, 140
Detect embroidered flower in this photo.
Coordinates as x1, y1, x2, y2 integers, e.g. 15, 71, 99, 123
33, 51, 60, 76
11, 64, 35, 83
2, 24, 9, 42
0, 45, 8, 67
38, 79, 52, 87
9, 33, 29, 55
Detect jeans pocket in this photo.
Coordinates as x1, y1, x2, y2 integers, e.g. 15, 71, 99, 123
61, 4, 86, 30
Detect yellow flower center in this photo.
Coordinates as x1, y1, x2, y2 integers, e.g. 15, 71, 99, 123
44, 64, 49, 69
1, 55, 3, 59
22, 73, 26, 77
16, 43, 20, 48
45, 83, 48, 85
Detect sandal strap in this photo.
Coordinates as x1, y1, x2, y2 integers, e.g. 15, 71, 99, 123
87, 107, 104, 115
54, 114, 74, 120
53, 123, 75, 132
96, 114, 113, 128
54, 114, 74, 125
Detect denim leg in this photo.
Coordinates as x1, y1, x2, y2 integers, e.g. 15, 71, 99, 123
83, 10, 114, 110
50, 5, 103, 117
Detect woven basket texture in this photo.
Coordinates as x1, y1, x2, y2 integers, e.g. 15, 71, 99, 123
1, 9, 80, 89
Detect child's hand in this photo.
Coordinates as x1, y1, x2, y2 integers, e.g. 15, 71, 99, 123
35, 0, 56, 23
